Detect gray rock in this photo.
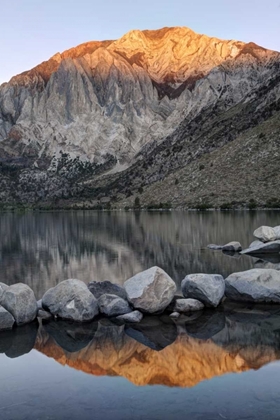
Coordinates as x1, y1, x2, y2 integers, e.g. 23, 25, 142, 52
98, 294, 132, 317
181, 273, 225, 307
249, 240, 264, 248
225, 269, 280, 303
169, 312, 180, 318
207, 244, 223, 250
37, 310, 52, 320
0, 306, 15, 331
1, 283, 37, 325
253, 226, 276, 242
222, 241, 242, 252
88, 281, 126, 300
174, 298, 204, 313
241, 240, 280, 255
0, 283, 8, 304
37, 299, 43, 310
42, 279, 99, 322
274, 226, 280, 240
124, 266, 176, 314
116, 310, 143, 323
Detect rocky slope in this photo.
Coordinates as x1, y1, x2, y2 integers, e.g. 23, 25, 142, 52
0, 26, 280, 207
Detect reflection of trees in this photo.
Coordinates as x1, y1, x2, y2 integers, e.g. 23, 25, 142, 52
0, 211, 279, 297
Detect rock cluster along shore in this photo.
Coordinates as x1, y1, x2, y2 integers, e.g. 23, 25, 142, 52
1, 236, 280, 331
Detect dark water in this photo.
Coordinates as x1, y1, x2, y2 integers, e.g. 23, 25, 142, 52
1, 210, 280, 298
1, 210, 280, 420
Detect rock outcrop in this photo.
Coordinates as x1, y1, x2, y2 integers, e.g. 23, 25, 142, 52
253, 226, 277, 243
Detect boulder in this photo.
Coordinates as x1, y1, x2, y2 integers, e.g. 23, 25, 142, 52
98, 294, 132, 317
225, 269, 280, 303
37, 310, 52, 320
116, 310, 143, 323
181, 274, 225, 307
88, 281, 126, 300
124, 266, 176, 313
42, 279, 99, 322
174, 298, 204, 313
253, 226, 276, 242
207, 244, 223, 250
241, 240, 280, 255
37, 299, 43, 309
0, 283, 8, 303
274, 226, 280, 240
1, 283, 37, 325
222, 242, 242, 252
0, 306, 15, 331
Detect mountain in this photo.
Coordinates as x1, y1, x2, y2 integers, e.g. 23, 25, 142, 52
0, 26, 279, 208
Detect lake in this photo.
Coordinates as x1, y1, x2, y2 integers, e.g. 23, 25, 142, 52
1, 210, 280, 420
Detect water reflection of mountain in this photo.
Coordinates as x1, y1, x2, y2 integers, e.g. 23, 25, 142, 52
1, 211, 280, 297
32, 304, 280, 388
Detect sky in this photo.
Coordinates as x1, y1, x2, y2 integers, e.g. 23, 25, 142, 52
1, 0, 280, 84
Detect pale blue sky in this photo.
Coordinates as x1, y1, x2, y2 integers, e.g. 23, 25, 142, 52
1, 0, 280, 84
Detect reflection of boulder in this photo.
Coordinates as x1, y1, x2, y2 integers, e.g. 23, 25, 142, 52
184, 310, 225, 339
44, 320, 98, 353
223, 300, 280, 324
2, 321, 38, 358
125, 315, 177, 350
212, 318, 280, 370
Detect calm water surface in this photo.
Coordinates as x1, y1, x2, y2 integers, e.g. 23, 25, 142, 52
1, 210, 280, 420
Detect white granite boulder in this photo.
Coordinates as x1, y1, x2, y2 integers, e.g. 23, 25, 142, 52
181, 274, 225, 307
253, 226, 277, 243
42, 279, 99, 322
124, 266, 176, 314
225, 269, 280, 303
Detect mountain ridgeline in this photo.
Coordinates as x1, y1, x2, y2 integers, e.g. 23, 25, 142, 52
0, 26, 280, 209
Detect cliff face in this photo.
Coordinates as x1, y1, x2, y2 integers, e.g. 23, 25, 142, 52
0, 26, 280, 206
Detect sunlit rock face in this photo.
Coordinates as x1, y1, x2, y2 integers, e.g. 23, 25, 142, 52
0, 26, 278, 170
35, 305, 280, 387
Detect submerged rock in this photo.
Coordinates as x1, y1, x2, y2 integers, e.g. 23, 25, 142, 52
225, 269, 280, 303
207, 244, 223, 250
42, 279, 99, 322
88, 281, 126, 300
1, 283, 37, 325
124, 266, 176, 314
241, 240, 280, 255
0, 306, 15, 331
253, 226, 276, 243
181, 274, 225, 307
174, 298, 204, 313
116, 310, 143, 323
222, 242, 242, 252
98, 294, 132, 317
